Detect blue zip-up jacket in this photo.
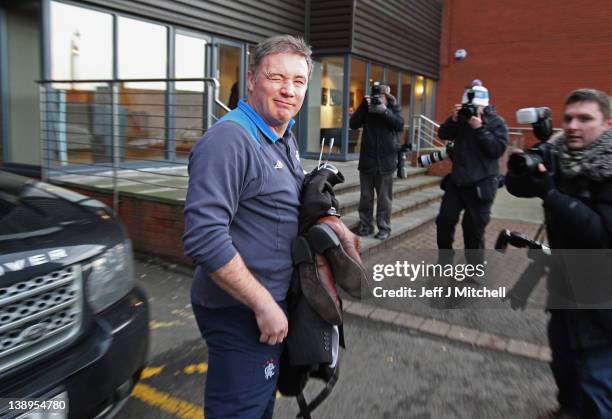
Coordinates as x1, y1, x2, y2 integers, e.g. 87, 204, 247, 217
184, 100, 304, 308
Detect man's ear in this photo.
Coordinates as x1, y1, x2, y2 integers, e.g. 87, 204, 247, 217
606, 116, 612, 128
246, 70, 255, 95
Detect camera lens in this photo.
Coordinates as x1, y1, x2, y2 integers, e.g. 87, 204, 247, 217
507, 153, 542, 176
418, 154, 432, 167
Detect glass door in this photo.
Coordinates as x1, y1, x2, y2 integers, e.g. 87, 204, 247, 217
212, 39, 243, 117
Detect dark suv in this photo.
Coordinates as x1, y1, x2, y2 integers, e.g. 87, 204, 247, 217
0, 171, 149, 418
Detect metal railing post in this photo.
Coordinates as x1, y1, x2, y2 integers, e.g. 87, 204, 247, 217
166, 80, 176, 161
111, 81, 120, 216
39, 84, 48, 181
416, 116, 422, 158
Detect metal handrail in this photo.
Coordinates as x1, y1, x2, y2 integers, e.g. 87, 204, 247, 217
38, 77, 228, 215
37, 77, 231, 114
410, 115, 443, 163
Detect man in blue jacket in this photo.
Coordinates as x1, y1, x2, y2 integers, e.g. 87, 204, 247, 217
183, 35, 311, 418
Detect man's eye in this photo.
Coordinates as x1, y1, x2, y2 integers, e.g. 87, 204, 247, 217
295, 79, 306, 86
269, 76, 283, 82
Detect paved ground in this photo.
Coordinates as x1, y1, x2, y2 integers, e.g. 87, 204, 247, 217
117, 254, 556, 419
103, 155, 558, 418
116, 189, 559, 419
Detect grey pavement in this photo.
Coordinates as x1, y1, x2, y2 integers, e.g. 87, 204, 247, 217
119, 241, 557, 418
114, 159, 558, 418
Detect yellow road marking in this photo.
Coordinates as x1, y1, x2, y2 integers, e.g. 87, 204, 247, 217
141, 365, 165, 380
171, 308, 196, 320
183, 362, 208, 375
131, 383, 204, 419
149, 320, 184, 330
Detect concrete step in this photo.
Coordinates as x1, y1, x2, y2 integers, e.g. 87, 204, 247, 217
358, 201, 441, 259
334, 181, 444, 259
337, 175, 443, 215
340, 184, 444, 231
332, 167, 429, 195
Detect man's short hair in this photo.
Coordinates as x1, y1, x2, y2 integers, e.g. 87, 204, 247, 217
565, 88, 611, 118
249, 35, 313, 79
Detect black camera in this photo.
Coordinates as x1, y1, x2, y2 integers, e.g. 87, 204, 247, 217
418, 142, 454, 167
507, 107, 558, 176
370, 82, 386, 106
457, 89, 478, 123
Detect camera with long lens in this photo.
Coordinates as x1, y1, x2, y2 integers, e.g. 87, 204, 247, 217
457, 89, 478, 123
507, 107, 558, 176
418, 142, 454, 167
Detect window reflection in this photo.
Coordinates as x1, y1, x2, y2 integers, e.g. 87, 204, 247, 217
118, 17, 167, 83
118, 17, 168, 162
175, 33, 207, 160
413, 75, 425, 118
349, 58, 366, 153
307, 57, 344, 155
50, 1, 112, 81
388, 69, 399, 97
50, 2, 113, 165
370, 64, 384, 86
218, 43, 241, 112
425, 78, 436, 120
400, 73, 412, 145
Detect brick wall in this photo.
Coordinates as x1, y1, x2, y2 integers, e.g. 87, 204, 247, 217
68, 186, 190, 265
436, 0, 612, 146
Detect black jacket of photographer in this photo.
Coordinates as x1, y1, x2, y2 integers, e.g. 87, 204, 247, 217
350, 98, 404, 174
438, 106, 508, 188
539, 131, 612, 350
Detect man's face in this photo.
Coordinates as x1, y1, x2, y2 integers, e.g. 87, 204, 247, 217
246, 52, 309, 131
563, 101, 612, 149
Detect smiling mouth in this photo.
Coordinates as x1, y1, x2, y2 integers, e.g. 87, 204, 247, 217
274, 100, 294, 107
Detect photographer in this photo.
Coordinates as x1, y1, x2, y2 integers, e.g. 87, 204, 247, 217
350, 82, 404, 240
436, 81, 508, 265
506, 89, 612, 419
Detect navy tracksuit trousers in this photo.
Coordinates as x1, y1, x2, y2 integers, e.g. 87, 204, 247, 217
192, 303, 285, 419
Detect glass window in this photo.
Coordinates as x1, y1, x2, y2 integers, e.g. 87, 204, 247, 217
118, 17, 167, 82
370, 64, 384, 86
50, 2, 112, 81
175, 33, 208, 161
348, 58, 366, 154
425, 78, 436, 120
306, 57, 344, 155
176, 33, 206, 89
118, 17, 168, 162
388, 69, 399, 97
413, 75, 425, 117
217, 43, 241, 112
400, 73, 412, 145
49, 2, 113, 166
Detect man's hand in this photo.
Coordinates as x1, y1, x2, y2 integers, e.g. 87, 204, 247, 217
209, 254, 288, 346
385, 93, 397, 106
506, 151, 555, 198
451, 104, 462, 122
468, 108, 484, 129
254, 301, 288, 346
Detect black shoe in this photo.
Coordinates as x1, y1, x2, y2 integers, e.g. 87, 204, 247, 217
291, 236, 342, 325
374, 230, 390, 240
356, 226, 374, 237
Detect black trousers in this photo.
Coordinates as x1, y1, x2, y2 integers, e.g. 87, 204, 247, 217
358, 170, 393, 233
435, 178, 493, 265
